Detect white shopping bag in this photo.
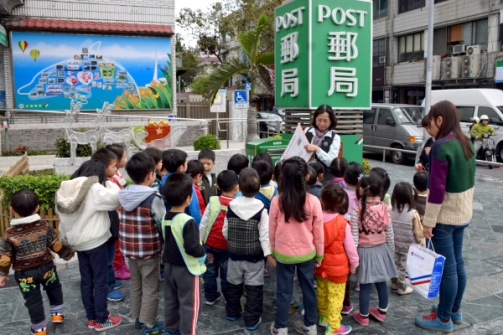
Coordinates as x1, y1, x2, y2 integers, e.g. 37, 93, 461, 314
405, 242, 445, 299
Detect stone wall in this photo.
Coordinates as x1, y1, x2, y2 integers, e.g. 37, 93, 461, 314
7, 120, 207, 151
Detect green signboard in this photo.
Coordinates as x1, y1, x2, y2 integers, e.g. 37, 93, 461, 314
275, 0, 372, 109
0, 25, 7, 47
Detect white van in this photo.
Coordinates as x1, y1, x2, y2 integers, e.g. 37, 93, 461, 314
426, 89, 503, 162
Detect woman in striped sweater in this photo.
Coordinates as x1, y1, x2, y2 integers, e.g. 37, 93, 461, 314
415, 101, 476, 333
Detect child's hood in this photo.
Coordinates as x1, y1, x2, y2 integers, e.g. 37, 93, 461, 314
229, 197, 265, 220
260, 185, 276, 200
322, 212, 339, 222
56, 176, 99, 214
119, 185, 158, 211
10, 214, 41, 226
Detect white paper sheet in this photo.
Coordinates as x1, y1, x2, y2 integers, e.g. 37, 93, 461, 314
280, 124, 314, 163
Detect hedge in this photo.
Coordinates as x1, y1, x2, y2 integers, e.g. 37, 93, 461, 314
0, 174, 70, 212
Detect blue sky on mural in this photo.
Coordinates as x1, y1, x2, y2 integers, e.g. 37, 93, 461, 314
11, 32, 172, 110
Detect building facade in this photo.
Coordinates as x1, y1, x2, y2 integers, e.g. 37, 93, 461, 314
372, 0, 502, 104
0, 0, 176, 113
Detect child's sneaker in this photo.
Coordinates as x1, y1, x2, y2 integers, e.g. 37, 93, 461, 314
341, 304, 353, 315
270, 324, 288, 335
432, 305, 462, 324
352, 312, 369, 326
114, 280, 123, 290
289, 301, 302, 314
107, 289, 125, 302
94, 315, 123, 332
415, 311, 453, 333
88, 320, 96, 329
134, 318, 143, 329
245, 317, 262, 331
318, 316, 328, 327
51, 312, 64, 323
369, 307, 387, 322
325, 325, 352, 335
115, 269, 131, 280
226, 307, 244, 321
293, 321, 317, 335
31, 327, 47, 335
354, 283, 360, 292
142, 321, 165, 334
397, 286, 413, 295
205, 291, 222, 305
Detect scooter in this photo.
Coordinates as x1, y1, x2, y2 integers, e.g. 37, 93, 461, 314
479, 133, 497, 169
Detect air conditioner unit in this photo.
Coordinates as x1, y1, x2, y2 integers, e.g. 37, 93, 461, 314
447, 56, 462, 79
461, 54, 481, 77
453, 44, 466, 55
424, 56, 441, 80
379, 56, 386, 64
466, 45, 482, 55
444, 69, 452, 79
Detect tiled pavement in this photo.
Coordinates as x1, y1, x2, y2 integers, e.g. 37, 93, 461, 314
2, 159, 503, 334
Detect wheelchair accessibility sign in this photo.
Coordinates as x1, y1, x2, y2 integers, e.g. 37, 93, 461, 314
234, 90, 249, 109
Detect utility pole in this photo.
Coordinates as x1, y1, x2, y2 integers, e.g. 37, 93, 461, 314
417, 0, 434, 163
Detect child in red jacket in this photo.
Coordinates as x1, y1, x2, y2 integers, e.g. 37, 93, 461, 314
316, 184, 359, 335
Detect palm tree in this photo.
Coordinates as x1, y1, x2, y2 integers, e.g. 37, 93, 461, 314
203, 14, 274, 142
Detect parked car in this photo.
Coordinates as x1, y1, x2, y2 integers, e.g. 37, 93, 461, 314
363, 104, 425, 164
257, 111, 284, 138
424, 89, 503, 162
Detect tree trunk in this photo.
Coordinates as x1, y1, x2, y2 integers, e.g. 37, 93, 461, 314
246, 95, 260, 142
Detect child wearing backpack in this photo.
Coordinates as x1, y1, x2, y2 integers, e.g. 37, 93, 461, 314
390, 182, 424, 295
316, 184, 359, 335
350, 173, 397, 327
199, 170, 239, 305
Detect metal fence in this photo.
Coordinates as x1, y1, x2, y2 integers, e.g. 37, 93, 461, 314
364, 144, 503, 168
178, 101, 229, 139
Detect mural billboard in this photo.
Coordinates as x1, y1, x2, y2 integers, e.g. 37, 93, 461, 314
11, 32, 173, 111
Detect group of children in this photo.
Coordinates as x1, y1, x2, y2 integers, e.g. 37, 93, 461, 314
0, 143, 430, 335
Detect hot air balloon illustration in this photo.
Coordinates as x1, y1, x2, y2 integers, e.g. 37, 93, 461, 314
29, 49, 40, 62
18, 40, 28, 53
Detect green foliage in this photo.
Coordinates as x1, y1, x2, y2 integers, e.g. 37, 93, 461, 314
362, 159, 371, 174
55, 133, 94, 158
190, 74, 211, 95
28, 169, 55, 176
203, 14, 273, 102
114, 54, 172, 110
2, 146, 51, 156
193, 134, 221, 151
0, 174, 70, 212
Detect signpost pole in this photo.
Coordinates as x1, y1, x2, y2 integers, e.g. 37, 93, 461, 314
416, 0, 434, 163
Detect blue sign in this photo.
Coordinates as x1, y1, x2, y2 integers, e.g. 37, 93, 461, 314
245, 82, 251, 91
234, 90, 248, 108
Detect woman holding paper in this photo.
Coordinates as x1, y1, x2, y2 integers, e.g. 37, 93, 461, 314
304, 105, 341, 182
415, 101, 475, 333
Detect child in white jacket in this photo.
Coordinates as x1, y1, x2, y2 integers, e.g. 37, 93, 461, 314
55, 160, 123, 332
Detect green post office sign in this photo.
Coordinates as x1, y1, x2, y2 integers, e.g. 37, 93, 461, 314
275, 0, 372, 109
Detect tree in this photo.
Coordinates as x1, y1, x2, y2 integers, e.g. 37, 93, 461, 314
190, 74, 210, 95
221, 0, 283, 52
176, 3, 231, 63
203, 14, 274, 142
175, 34, 199, 91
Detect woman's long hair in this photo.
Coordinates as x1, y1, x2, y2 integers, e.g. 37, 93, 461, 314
279, 157, 309, 223
428, 100, 474, 160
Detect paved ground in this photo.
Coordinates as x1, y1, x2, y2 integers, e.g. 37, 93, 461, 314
2, 159, 503, 334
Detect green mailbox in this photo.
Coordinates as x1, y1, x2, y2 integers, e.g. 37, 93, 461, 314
246, 133, 363, 166
246, 138, 290, 165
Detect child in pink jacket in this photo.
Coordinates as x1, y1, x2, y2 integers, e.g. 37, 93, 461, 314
269, 157, 324, 335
